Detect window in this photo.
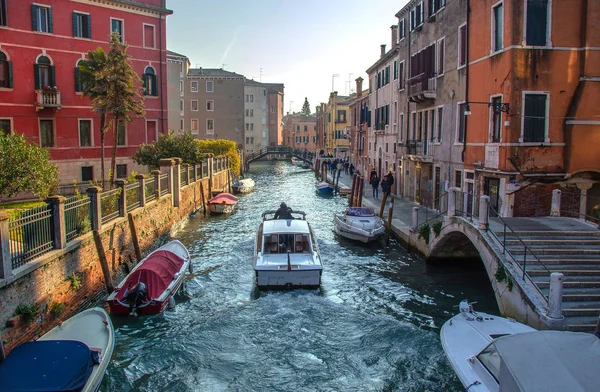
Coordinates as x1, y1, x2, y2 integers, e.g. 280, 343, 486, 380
40, 119, 54, 147
206, 119, 214, 134
429, 0, 446, 15
116, 164, 127, 179
110, 18, 123, 42
430, 109, 435, 141
337, 110, 346, 123
398, 18, 405, 40
250, 109, 254, 117
250, 94, 254, 102
304, 125, 308, 131
526, 0, 549, 46
204, 100, 212, 111
180, 119, 183, 131
393, 60, 398, 80
81, 166, 94, 182
522, 93, 548, 142
457, 103, 466, 143
74, 60, 85, 92
399, 113, 404, 142
73, 12, 91, 39
399, 61, 405, 90
32, 5, 52, 33
143, 67, 157, 96
246, 123, 250, 131
191, 119, 199, 132
0, 52, 12, 88
34, 56, 54, 90
206, 81, 213, 92
437, 38, 445, 76
180, 99, 184, 111
411, 112, 416, 139
410, 2, 424, 30
79, 119, 92, 147
437, 106, 443, 142
492, 3, 504, 52
179, 80, 183, 95
490, 96, 502, 142
116, 121, 126, 146
455, 170, 462, 188
0, 119, 11, 135
458, 24, 467, 68
191, 100, 198, 111
190, 81, 198, 92
143, 24, 155, 48
1, 0, 6, 27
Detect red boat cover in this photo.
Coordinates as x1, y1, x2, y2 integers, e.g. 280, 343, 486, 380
208, 193, 239, 205
115, 250, 185, 301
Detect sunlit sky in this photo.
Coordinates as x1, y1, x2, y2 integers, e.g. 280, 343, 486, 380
166, 0, 409, 114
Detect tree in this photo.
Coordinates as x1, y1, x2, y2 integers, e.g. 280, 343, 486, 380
301, 97, 311, 116
0, 133, 58, 199
133, 131, 206, 168
195, 139, 240, 175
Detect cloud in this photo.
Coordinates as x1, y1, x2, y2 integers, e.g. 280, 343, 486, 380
220, 27, 241, 67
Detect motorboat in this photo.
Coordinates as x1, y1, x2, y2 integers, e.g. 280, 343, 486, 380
106, 240, 191, 316
441, 300, 600, 391
315, 181, 334, 194
253, 209, 323, 289
301, 162, 310, 169
291, 157, 300, 166
333, 207, 385, 243
231, 178, 255, 194
207, 192, 238, 214
0, 307, 114, 392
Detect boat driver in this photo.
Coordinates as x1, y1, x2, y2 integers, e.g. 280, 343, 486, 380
274, 202, 293, 220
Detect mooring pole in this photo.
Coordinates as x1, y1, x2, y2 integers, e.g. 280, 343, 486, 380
92, 230, 114, 292
200, 181, 207, 216
349, 174, 358, 207
127, 213, 142, 263
386, 197, 395, 243
0, 336, 5, 363
227, 169, 232, 194
379, 193, 389, 218
357, 176, 364, 206
335, 169, 341, 192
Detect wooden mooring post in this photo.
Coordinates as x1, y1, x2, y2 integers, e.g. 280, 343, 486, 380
335, 170, 342, 192
128, 213, 142, 263
386, 196, 395, 243
200, 181, 207, 216
227, 169, 232, 194
0, 336, 5, 363
357, 176, 364, 206
92, 230, 114, 292
379, 193, 389, 218
349, 174, 358, 207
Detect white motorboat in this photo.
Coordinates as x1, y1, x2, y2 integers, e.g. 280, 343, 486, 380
232, 178, 255, 194
333, 207, 385, 243
253, 210, 323, 289
441, 300, 600, 391
0, 307, 114, 392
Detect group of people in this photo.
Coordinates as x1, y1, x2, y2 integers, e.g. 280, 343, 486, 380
322, 157, 355, 176
369, 169, 394, 199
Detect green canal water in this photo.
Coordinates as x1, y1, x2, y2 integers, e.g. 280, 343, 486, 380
101, 161, 499, 392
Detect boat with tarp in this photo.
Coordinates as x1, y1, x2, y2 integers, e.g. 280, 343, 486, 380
231, 178, 256, 194
315, 181, 334, 194
207, 192, 238, 214
333, 207, 385, 243
106, 240, 191, 316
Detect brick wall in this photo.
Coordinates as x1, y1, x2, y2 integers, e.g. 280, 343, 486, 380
0, 171, 226, 352
513, 183, 581, 217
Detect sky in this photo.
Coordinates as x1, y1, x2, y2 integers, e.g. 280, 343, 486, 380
166, 0, 409, 115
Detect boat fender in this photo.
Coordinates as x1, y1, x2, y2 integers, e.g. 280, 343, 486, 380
188, 261, 193, 274
168, 296, 176, 309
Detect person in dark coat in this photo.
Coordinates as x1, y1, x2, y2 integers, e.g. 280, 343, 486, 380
349, 164, 354, 175
385, 170, 395, 196
274, 203, 293, 219
370, 174, 380, 199
381, 178, 390, 196
370, 169, 377, 183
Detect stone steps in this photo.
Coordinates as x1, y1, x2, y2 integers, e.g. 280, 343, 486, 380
509, 247, 600, 256
536, 280, 600, 289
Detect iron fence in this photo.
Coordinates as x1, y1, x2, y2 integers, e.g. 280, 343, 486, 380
145, 177, 156, 202
202, 161, 208, 178
160, 173, 169, 196
8, 205, 53, 269
181, 167, 188, 186
100, 188, 121, 224
416, 192, 448, 228
64, 196, 91, 242
126, 182, 141, 212
455, 191, 478, 220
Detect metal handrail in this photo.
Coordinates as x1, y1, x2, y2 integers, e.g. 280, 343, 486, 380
416, 191, 448, 226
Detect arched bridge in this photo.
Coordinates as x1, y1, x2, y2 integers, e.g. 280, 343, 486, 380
245, 146, 315, 168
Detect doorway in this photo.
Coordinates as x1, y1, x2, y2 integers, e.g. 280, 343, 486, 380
484, 177, 500, 217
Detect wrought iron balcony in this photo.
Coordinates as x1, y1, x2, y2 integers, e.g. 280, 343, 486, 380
35, 89, 62, 111
407, 73, 436, 102
405, 139, 434, 160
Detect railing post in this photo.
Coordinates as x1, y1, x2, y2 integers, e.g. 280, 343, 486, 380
46, 195, 66, 249
151, 170, 161, 199
479, 195, 490, 231
0, 212, 13, 279
136, 174, 146, 208
208, 154, 214, 192
172, 158, 182, 207
550, 189, 561, 217
412, 206, 419, 230
115, 179, 127, 217
86, 186, 102, 230
447, 187, 458, 217
548, 272, 564, 319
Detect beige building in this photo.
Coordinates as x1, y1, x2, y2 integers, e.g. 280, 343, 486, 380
166, 50, 190, 132
325, 92, 351, 157
243, 80, 285, 154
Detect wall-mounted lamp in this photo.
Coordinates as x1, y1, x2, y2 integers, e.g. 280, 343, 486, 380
463, 101, 510, 116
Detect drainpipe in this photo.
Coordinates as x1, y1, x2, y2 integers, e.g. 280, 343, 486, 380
461, 0, 470, 163
159, 11, 165, 134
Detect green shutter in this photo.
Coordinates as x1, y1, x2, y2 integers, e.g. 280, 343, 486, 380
31, 5, 38, 31
142, 74, 147, 95
47, 7, 52, 33
34, 64, 40, 90
49, 65, 55, 87
7, 61, 12, 88
151, 75, 157, 96
86, 15, 91, 38
72, 12, 78, 37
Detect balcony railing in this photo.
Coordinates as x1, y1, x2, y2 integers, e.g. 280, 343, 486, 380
406, 139, 434, 157
407, 73, 436, 102
35, 89, 62, 111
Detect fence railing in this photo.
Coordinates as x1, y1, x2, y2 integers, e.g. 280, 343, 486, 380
126, 182, 140, 212
181, 167, 189, 187
8, 205, 54, 269
159, 173, 169, 196
64, 196, 91, 242
100, 189, 121, 225
415, 191, 448, 228
145, 177, 156, 203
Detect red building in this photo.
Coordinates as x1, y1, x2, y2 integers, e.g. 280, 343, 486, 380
0, 0, 171, 186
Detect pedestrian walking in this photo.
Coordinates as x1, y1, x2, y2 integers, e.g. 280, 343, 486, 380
385, 170, 395, 196
349, 164, 354, 175
381, 178, 390, 197
370, 174, 380, 199
370, 169, 377, 183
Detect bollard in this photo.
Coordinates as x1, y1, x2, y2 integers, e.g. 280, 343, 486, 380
479, 195, 490, 231
550, 189, 561, 217
412, 206, 419, 230
379, 193, 388, 218
447, 187, 459, 217
548, 272, 564, 319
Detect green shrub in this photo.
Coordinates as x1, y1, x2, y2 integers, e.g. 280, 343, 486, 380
68, 273, 82, 290
418, 223, 430, 245
15, 303, 40, 323
49, 301, 64, 317
432, 221, 443, 238
494, 263, 507, 283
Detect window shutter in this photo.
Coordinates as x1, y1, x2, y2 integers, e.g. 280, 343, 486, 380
7, 61, 12, 88
74, 67, 80, 92
72, 12, 78, 37
31, 5, 38, 31
49, 65, 56, 86
86, 15, 92, 38
47, 7, 53, 33
151, 74, 158, 96
33, 64, 40, 89
142, 74, 147, 94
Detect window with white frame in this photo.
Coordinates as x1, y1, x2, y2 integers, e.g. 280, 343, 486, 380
179, 99, 184, 112
492, 2, 504, 52
206, 81, 214, 92
191, 119, 199, 132
32, 5, 52, 33
399, 18, 405, 40
116, 120, 126, 146
206, 100, 213, 111
191, 100, 198, 111
79, 119, 92, 147
399, 61, 405, 90
490, 96, 503, 142
110, 18, 123, 42
399, 113, 404, 142
410, 2, 424, 30
458, 24, 467, 68
525, 0, 550, 46
190, 80, 198, 92
143, 66, 157, 96
0, 52, 12, 89
437, 38, 445, 76
81, 166, 94, 182
437, 106, 443, 142
522, 92, 548, 142
143, 24, 155, 48
206, 118, 214, 134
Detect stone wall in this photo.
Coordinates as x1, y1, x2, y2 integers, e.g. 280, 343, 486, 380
513, 183, 581, 217
0, 171, 225, 352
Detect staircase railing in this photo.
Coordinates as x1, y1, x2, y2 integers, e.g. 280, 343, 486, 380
415, 191, 448, 228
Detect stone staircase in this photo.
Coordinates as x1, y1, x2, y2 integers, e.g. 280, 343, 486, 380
491, 218, 600, 332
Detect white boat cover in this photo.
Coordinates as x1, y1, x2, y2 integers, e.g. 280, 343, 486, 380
493, 331, 600, 392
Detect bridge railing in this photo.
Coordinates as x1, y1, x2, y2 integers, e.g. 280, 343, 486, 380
414, 192, 448, 229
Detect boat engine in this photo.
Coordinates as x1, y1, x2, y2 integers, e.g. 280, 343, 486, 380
126, 281, 148, 317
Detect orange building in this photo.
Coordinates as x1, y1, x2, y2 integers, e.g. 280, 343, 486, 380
466, 0, 599, 219
283, 113, 317, 152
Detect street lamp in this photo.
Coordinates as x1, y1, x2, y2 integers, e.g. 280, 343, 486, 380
463, 101, 510, 116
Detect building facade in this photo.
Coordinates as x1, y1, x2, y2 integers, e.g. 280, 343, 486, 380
0, 0, 171, 184
243, 80, 268, 155
348, 78, 370, 176
325, 91, 351, 157
283, 113, 317, 152
266, 84, 284, 146
166, 50, 189, 132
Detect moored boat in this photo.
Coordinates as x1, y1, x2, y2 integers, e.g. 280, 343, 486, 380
334, 207, 385, 243
231, 178, 256, 194
253, 209, 323, 289
0, 307, 114, 392
315, 181, 334, 194
441, 300, 600, 391
207, 192, 238, 214
291, 157, 299, 166
106, 240, 191, 316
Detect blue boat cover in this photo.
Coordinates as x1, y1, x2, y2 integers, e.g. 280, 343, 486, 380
0, 340, 99, 392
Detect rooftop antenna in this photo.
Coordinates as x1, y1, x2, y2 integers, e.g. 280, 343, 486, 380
332, 74, 339, 92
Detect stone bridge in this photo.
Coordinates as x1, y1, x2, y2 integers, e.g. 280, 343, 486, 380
244, 146, 315, 169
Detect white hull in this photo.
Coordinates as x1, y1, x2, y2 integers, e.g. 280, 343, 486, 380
333, 214, 385, 243
40, 307, 114, 392
255, 268, 322, 288
208, 203, 235, 214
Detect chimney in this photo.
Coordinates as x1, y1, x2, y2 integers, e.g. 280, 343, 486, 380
391, 25, 398, 46
355, 77, 364, 98
380, 44, 386, 57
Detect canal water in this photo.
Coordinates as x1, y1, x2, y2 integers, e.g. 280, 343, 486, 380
101, 161, 499, 392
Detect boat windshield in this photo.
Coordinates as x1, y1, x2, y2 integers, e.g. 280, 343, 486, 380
476, 342, 501, 383
345, 207, 375, 217
263, 233, 310, 254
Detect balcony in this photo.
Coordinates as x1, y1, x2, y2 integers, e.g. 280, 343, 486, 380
407, 73, 436, 102
35, 89, 62, 111
405, 139, 434, 162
